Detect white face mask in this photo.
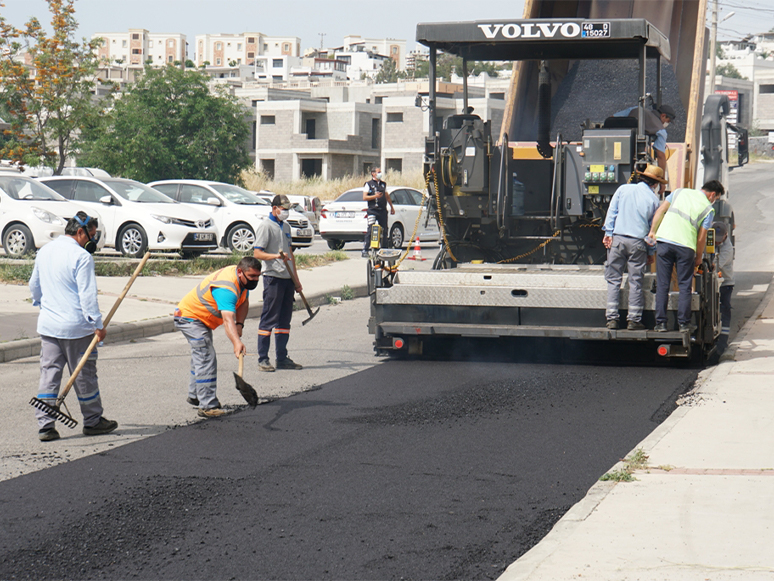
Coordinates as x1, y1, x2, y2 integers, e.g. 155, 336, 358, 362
663, 121, 670, 129
376, 172, 383, 180
277, 209, 289, 221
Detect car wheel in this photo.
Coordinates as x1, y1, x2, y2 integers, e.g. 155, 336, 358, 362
389, 223, 404, 249
3, 224, 35, 257
118, 223, 147, 258
226, 223, 255, 254
327, 239, 345, 250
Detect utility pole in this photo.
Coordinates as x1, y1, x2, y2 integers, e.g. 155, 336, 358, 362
709, 0, 718, 95
319, 33, 326, 51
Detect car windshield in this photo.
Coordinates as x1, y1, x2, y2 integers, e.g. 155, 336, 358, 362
335, 189, 365, 203
104, 179, 176, 203
210, 184, 269, 205
0, 177, 65, 201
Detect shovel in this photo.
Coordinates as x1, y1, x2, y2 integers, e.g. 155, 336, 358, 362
280, 252, 319, 325
233, 352, 258, 408
29, 251, 151, 428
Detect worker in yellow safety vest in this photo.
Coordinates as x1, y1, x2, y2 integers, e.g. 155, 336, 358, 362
647, 180, 725, 333
174, 257, 262, 417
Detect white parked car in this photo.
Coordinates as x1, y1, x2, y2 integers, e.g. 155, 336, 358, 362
40, 176, 218, 257
319, 186, 439, 250
150, 180, 314, 251
0, 175, 107, 257
286, 194, 321, 234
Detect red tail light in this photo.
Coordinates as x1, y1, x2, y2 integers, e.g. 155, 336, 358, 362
321, 208, 328, 219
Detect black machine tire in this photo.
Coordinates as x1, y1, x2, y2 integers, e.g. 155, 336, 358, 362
327, 239, 345, 250
389, 223, 404, 249
117, 223, 148, 258
226, 223, 255, 253
432, 246, 457, 270
2, 223, 35, 257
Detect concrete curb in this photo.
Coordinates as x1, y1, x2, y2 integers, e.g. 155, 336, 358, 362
0, 284, 368, 364
500, 276, 774, 581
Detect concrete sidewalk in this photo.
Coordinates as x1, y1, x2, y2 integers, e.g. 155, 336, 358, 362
500, 284, 774, 580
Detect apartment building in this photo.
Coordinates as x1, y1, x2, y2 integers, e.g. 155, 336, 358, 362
343, 35, 406, 70
93, 29, 187, 67
250, 78, 507, 181
194, 33, 300, 67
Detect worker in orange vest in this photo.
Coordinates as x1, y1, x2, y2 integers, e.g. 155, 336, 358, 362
174, 256, 262, 417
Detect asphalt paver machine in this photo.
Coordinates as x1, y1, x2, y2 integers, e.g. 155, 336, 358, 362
369, 10, 746, 362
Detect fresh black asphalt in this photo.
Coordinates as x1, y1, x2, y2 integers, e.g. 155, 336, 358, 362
1, 272, 767, 581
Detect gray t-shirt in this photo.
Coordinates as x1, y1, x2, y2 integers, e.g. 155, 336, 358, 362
254, 216, 293, 279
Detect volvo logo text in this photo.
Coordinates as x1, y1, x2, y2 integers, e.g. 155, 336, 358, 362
477, 22, 582, 40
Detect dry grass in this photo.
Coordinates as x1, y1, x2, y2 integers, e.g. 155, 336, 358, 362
241, 169, 428, 203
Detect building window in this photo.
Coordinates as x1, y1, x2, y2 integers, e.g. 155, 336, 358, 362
132, 48, 142, 55
284, 43, 289, 51
760, 85, 774, 94
261, 159, 275, 179
386, 158, 403, 172
371, 118, 380, 149
169, 40, 174, 47
260, 115, 275, 125
149, 40, 154, 48
216, 42, 222, 50
122, 40, 127, 48
216, 58, 221, 65
247, 52, 254, 58
263, 44, 268, 51
387, 112, 403, 123
237, 43, 242, 51
168, 55, 173, 63
375, 96, 383, 104
247, 37, 255, 44
272, 59, 283, 68
132, 33, 139, 40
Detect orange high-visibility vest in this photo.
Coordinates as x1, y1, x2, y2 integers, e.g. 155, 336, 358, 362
177, 266, 247, 329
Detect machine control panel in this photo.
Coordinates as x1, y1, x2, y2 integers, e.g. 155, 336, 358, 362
584, 164, 617, 183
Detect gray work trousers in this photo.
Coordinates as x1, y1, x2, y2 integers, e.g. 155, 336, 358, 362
174, 317, 220, 410
36, 334, 103, 430
605, 235, 649, 322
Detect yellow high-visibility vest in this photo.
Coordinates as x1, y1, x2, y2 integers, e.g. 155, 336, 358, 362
655, 188, 713, 251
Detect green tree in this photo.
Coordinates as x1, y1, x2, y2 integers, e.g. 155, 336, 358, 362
375, 57, 405, 84
716, 63, 747, 80
77, 65, 252, 184
0, 0, 104, 173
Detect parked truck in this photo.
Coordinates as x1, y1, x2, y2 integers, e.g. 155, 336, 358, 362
368, 0, 747, 362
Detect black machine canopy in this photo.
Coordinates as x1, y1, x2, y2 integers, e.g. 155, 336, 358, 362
416, 18, 670, 62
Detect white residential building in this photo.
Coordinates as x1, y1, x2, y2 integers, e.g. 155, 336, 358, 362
93, 29, 187, 67
343, 35, 406, 70
194, 33, 300, 67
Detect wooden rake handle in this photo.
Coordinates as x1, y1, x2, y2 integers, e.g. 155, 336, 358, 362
57, 251, 151, 405
238, 352, 244, 378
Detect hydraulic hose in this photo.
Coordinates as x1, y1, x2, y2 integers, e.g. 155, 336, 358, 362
537, 60, 553, 159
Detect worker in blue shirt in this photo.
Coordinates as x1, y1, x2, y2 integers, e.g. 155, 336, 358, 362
29, 212, 117, 442
602, 165, 664, 330
614, 104, 676, 195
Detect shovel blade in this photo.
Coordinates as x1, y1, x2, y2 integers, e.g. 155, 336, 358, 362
302, 307, 320, 326
233, 373, 259, 408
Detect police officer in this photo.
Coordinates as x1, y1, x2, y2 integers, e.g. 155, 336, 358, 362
253, 194, 303, 372
648, 180, 725, 332
175, 257, 262, 417
362, 166, 395, 257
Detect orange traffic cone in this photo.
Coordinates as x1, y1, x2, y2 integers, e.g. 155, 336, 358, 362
408, 237, 426, 261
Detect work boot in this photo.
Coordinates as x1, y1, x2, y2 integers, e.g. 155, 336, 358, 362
83, 417, 118, 436
258, 359, 275, 372
605, 320, 619, 330
198, 408, 226, 418
627, 320, 646, 331
361, 250, 369, 258
679, 323, 697, 333
187, 397, 199, 406
276, 357, 303, 370
38, 428, 60, 442
654, 323, 668, 332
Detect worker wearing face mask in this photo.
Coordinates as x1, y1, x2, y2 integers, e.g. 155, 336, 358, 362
175, 256, 262, 417
253, 194, 303, 372
29, 211, 117, 441
362, 166, 395, 257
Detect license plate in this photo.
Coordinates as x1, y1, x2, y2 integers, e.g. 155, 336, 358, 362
335, 211, 356, 218
297, 228, 312, 236
194, 233, 214, 241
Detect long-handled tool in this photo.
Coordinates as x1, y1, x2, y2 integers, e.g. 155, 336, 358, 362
29, 251, 151, 428
233, 352, 258, 408
280, 252, 319, 325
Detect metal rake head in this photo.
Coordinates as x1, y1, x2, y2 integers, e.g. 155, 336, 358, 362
28, 397, 78, 429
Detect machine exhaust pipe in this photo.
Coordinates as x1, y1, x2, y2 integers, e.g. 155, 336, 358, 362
537, 60, 553, 159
